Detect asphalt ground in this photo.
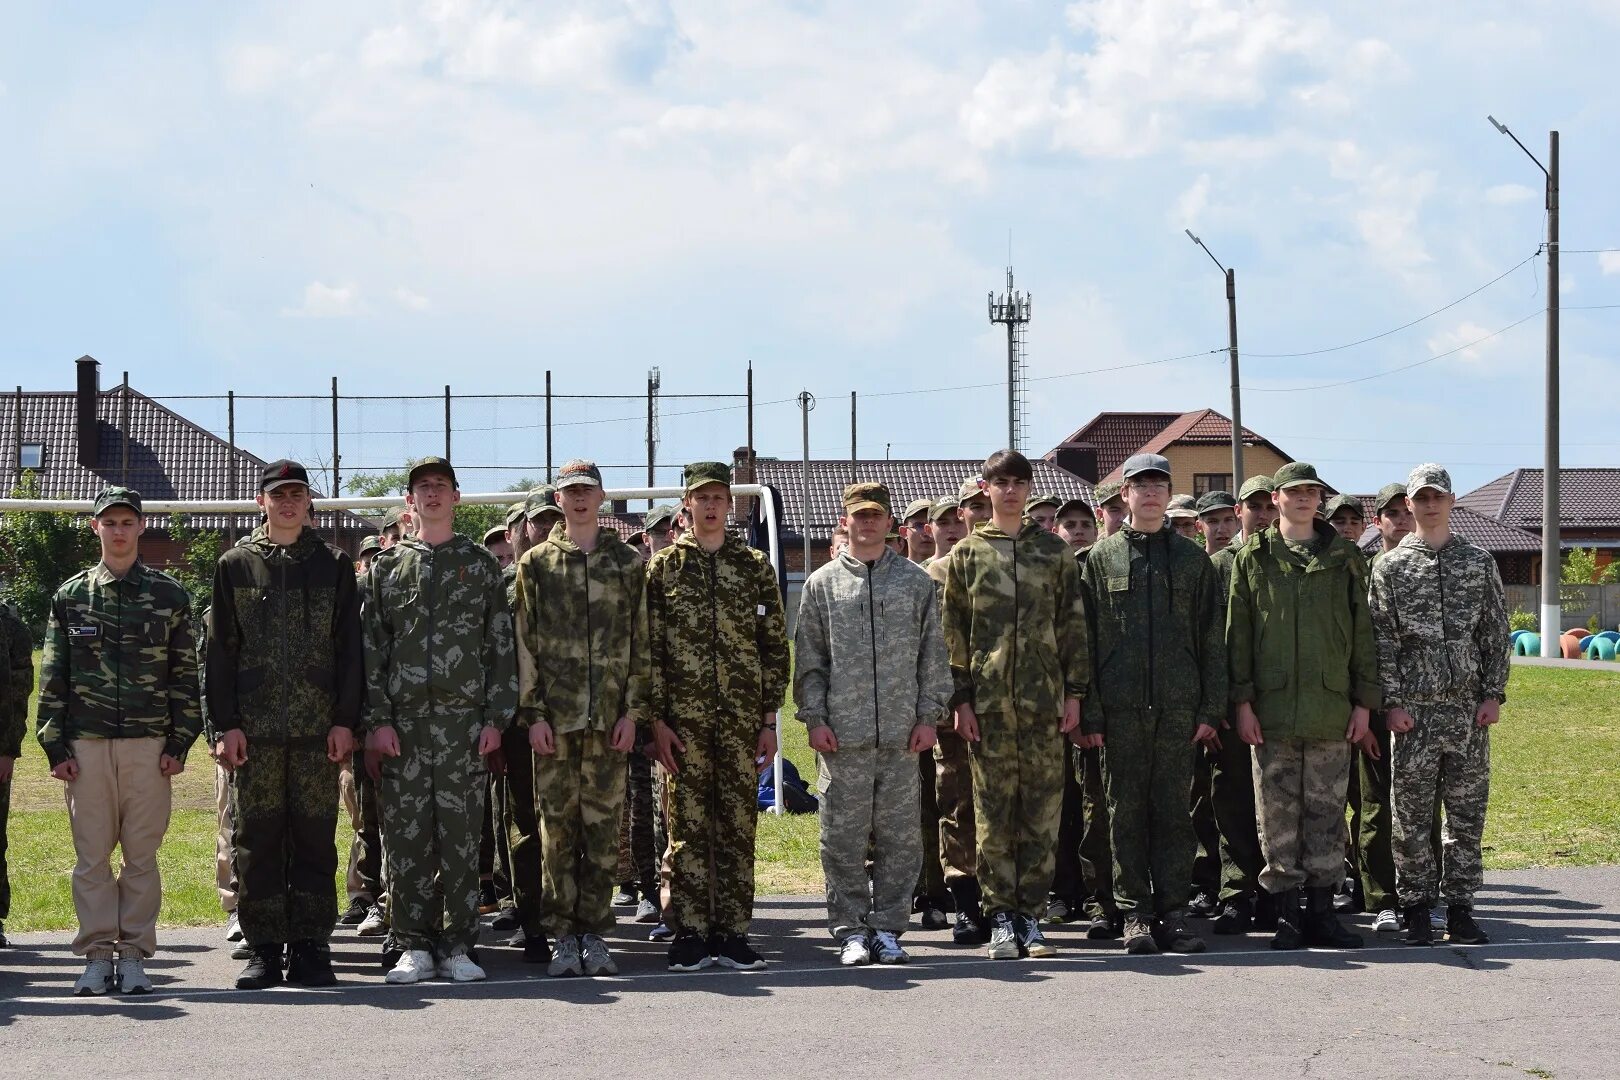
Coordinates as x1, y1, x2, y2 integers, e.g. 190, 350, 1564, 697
3, 866, 1619, 1079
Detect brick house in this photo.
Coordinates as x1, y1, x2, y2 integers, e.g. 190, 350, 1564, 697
1045, 408, 1293, 496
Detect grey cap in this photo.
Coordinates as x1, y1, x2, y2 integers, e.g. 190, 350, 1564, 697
1407, 463, 1453, 497
1120, 453, 1171, 480
901, 498, 934, 523
928, 496, 961, 523
1195, 490, 1237, 515
643, 504, 677, 531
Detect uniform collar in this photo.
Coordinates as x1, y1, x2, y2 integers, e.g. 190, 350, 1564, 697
90, 559, 147, 588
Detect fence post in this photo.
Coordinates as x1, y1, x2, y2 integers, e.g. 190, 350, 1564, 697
120, 371, 131, 484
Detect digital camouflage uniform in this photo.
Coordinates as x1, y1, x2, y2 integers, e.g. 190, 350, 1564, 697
1227, 521, 1381, 893
646, 530, 790, 938
1205, 543, 1264, 906
1, 601, 34, 926
1067, 545, 1116, 923
943, 519, 1090, 919
925, 555, 976, 888
1369, 531, 1509, 908
207, 526, 364, 946
1081, 526, 1225, 918
794, 546, 952, 939
514, 524, 648, 939
363, 534, 518, 957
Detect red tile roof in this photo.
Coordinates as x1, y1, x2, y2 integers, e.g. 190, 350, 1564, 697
1458, 469, 1620, 531
1048, 409, 1293, 484
1356, 505, 1542, 554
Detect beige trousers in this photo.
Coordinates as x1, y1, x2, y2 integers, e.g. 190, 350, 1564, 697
214, 761, 237, 913
66, 738, 173, 959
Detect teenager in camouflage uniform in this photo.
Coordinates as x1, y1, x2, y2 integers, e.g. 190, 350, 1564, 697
795, 482, 951, 966
1081, 455, 1224, 956
1228, 462, 1377, 951
944, 450, 1089, 961
1046, 496, 1099, 927
0, 598, 34, 949
647, 461, 790, 973
364, 457, 517, 984
1369, 464, 1509, 947
513, 459, 647, 978
207, 460, 362, 988
36, 487, 202, 995
1185, 490, 1239, 921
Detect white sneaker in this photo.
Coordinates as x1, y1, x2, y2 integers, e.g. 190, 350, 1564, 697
74, 959, 115, 996
385, 949, 436, 985
871, 931, 909, 965
838, 933, 871, 966
224, 912, 243, 942
438, 951, 486, 983
580, 934, 618, 976
116, 955, 153, 994
1374, 908, 1400, 933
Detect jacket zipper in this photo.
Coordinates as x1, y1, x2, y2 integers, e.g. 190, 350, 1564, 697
582, 548, 595, 723
1437, 548, 1451, 687
706, 547, 721, 920
115, 578, 124, 738
866, 561, 879, 748
1145, 536, 1155, 715
424, 546, 437, 713
1011, 532, 1020, 715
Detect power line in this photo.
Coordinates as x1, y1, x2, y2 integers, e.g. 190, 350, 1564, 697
861, 349, 1224, 401
1244, 252, 1540, 359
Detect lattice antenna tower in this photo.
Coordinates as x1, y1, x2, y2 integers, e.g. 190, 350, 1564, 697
646, 366, 662, 510
987, 265, 1032, 452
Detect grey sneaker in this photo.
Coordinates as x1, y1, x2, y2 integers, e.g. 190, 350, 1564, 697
74, 958, 115, 996
871, 930, 908, 965
116, 955, 154, 994
1374, 908, 1400, 933
634, 897, 660, 924
548, 934, 584, 977
986, 912, 1020, 960
1124, 916, 1159, 955
224, 911, 244, 942
581, 933, 618, 976
357, 905, 388, 936
838, 932, 872, 966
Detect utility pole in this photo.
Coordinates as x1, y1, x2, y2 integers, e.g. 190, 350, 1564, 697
987, 267, 1031, 452
1490, 117, 1560, 654
1186, 230, 1243, 484
798, 391, 815, 578
647, 367, 661, 511
850, 391, 857, 485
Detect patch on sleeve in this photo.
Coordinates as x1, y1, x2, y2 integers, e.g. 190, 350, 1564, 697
68, 625, 100, 639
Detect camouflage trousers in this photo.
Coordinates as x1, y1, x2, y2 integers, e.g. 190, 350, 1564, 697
615, 751, 657, 894
1393, 705, 1490, 907
498, 725, 542, 934
1101, 709, 1197, 917
1252, 738, 1352, 892
915, 749, 946, 903
819, 747, 923, 939
932, 727, 977, 881
1357, 724, 1442, 911
1209, 727, 1263, 903
1050, 740, 1086, 906
1190, 748, 1220, 896
379, 713, 487, 956
968, 712, 1065, 919
229, 738, 340, 946
536, 730, 626, 938
0, 775, 10, 921
666, 716, 759, 937
1077, 745, 1116, 919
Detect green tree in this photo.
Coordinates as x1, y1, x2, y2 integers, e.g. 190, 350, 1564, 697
0, 471, 100, 636
167, 514, 225, 615
344, 462, 538, 542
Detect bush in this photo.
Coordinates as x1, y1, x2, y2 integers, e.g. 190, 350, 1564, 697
166, 514, 224, 615
1508, 609, 1539, 633
0, 471, 99, 638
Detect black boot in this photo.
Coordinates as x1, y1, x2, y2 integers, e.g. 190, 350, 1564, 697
1403, 903, 1433, 946
1447, 904, 1489, 945
1253, 889, 1278, 932
1304, 887, 1363, 948
236, 943, 285, 990
286, 940, 337, 986
949, 878, 990, 946
1268, 888, 1304, 951
1211, 895, 1253, 935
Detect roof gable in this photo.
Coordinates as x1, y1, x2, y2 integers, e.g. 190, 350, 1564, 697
1459, 468, 1620, 530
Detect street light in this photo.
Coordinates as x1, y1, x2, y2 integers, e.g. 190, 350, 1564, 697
1186, 229, 1243, 485
1488, 115, 1560, 656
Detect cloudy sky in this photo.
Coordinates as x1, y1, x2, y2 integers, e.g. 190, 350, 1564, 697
4, 1, 1618, 497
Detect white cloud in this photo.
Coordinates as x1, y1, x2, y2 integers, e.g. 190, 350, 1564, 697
282, 281, 362, 318
394, 287, 430, 311
1175, 173, 1210, 227
1600, 252, 1620, 276
1484, 182, 1536, 205
1425, 320, 1501, 365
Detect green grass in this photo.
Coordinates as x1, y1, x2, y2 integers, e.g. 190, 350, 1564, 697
6, 657, 1619, 932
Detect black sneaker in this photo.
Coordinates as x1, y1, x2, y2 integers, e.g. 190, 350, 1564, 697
490, 905, 521, 931
0, 921, 8, 949
1253, 890, 1279, 932
380, 935, 404, 970
286, 940, 337, 986
1018, 914, 1056, 958
712, 933, 767, 971
952, 906, 990, 946
478, 882, 499, 915
668, 931, 713, 972
1211, 899, 1253, 936
1086, 911, 1122, 940
1155, 909, 1207, 954
649, 922, 675, 943
522, 933, 553, 964
1446, 904, 1489, 945
236, 944, 284, 990
1403, 903, 1433, 947
1187, 890, 1219, 918
339, 896, 372, 926
918, 905, 950, 931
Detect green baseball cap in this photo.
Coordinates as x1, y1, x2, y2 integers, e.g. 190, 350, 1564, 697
1092, 480, 1123, 507
93, 486, 142, 516
1374, 483, 1408, 513
1165, 493, 1199, 519
407, 456, 458, 489
1237, 475, 1276, 501
1272, 461, 1324, 490
504, 501, 528, 529
928, 496, 961, 522
683, 461, 732, 495
1324, 494, 1364, 520
1025, 493, 1062, 512
481, 524, 508, 546
358, 536, 382, 557
1407, 463, 1453, 497
901, 498, 933, 522
1056, 496, 1094, 518
525, 485, 560, 520
844, 482, 892, 516
555, 458, 604, 490
956, 476, 987, 503
643, 504, 677, 531
381, 506, 406, 530
1195, 490, 1237, 515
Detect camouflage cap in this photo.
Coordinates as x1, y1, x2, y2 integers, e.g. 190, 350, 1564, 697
956, 476, 986, 503
1056, 496, 1094, 518
1195, 490, 1237, 515
504, 501, 528, 529
1324, 493, 1364, 520
525, 485, 561, 520
1165, 493, 1199, 519
1272, 461, 1324, 490
555, 458, 604, 490
1092, 479, 1124, 507
357, 535, 382, 557
843, 482, 892, 516
1407, 462, 1452, 497
683, 461, 732, 495
928, 495, 961, 522
1237, 474, 1276, 500
1025, 492, 1063, 512
1374, 482, 1408, 513
1121, 453, 1172, 480
901, 498, 934, 523
885, 529, 901, 541
407, 456, 458, 490
643, 504, 677, 531
481, 524, 508, 546
93, 486, 142, 516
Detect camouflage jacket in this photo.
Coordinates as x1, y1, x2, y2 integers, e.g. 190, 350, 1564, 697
1081, 525, 1225, 735
793, 549, 952, 748
362, 534, 518, 733
1368, 533, 1510, 711
644, 531, 790, 735
942, 520, 1090, 721
1208, 544, 1238, 622
513, 526, 648, 734
2, 601, 33, 758
206, 527, 364, 742
1227, 522, 1382, 741
36, 560, 202, 767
